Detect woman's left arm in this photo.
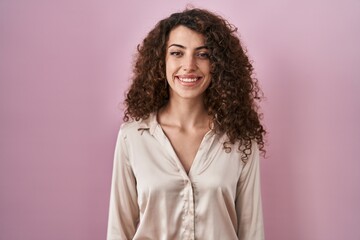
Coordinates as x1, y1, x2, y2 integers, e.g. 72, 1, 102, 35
235, 142, 265, 240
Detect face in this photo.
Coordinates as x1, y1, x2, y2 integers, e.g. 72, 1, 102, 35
165, 25, 211, 101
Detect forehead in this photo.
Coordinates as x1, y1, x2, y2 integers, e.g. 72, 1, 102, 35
167, 25, 205, 48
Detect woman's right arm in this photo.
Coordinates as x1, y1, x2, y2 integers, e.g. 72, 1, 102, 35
107, 129, 139, 240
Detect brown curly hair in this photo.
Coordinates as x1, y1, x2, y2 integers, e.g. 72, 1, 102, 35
124, 8, 266, 161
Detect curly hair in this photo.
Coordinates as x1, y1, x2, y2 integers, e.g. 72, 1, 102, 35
124, 8, 266, 161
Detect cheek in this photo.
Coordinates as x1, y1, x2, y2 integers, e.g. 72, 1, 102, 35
200, 63, 211, 76
195, 58, 210, 69
165, 60, 177, 78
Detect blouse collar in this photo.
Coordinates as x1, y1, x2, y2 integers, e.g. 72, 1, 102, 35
137, 112, 158, 136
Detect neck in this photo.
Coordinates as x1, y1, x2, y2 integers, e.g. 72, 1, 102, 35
159, 97, 210, 129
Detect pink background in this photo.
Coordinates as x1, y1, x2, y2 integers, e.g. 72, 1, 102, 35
1, 0, 359, 239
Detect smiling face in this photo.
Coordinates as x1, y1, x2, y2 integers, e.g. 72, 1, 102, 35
165, 25, 211, 102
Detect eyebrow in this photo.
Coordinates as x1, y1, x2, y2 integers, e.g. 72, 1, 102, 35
168, 44, 208, 50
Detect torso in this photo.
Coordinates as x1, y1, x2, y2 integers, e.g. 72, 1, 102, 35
113, 116, 249, 240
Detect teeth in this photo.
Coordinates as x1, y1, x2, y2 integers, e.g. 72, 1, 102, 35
178, 77, 198, 82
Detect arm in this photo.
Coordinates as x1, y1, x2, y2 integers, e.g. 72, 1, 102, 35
236, 142, 264, 240
107, 129, 139, 240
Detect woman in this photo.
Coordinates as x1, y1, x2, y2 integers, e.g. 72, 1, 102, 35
107, 8, 266, 240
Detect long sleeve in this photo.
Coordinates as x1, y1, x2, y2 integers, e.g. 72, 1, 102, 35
107, 129, 139, 240
236, 143, 264, 240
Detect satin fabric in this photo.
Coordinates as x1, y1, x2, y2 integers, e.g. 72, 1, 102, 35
107, 113, 264, 240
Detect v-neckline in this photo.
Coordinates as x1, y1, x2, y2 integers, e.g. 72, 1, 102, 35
155, 123, 213, 176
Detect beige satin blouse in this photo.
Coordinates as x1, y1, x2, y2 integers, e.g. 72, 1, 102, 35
107, 113, 264, 240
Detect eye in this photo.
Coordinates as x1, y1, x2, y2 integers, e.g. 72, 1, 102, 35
169, 51, 183, 57
196, 52, 210, 59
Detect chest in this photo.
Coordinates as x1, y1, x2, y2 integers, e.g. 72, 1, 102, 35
162, 128, 208, 173
127, 131, 243, 194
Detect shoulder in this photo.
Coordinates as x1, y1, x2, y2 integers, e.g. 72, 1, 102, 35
228, 139, 260, 165
116, 113, 156, 140
119, 120, 141, 133
116, 120, 143, 140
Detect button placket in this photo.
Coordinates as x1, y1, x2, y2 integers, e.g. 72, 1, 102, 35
188, 177, 196, 239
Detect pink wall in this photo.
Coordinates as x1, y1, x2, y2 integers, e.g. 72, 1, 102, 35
1, 0, 359, 239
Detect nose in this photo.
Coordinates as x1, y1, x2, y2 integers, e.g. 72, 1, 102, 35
182, 55, 197, 72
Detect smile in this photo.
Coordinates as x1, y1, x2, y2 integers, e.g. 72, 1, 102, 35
178, 77, 200, 82
176, 75, 203, 84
